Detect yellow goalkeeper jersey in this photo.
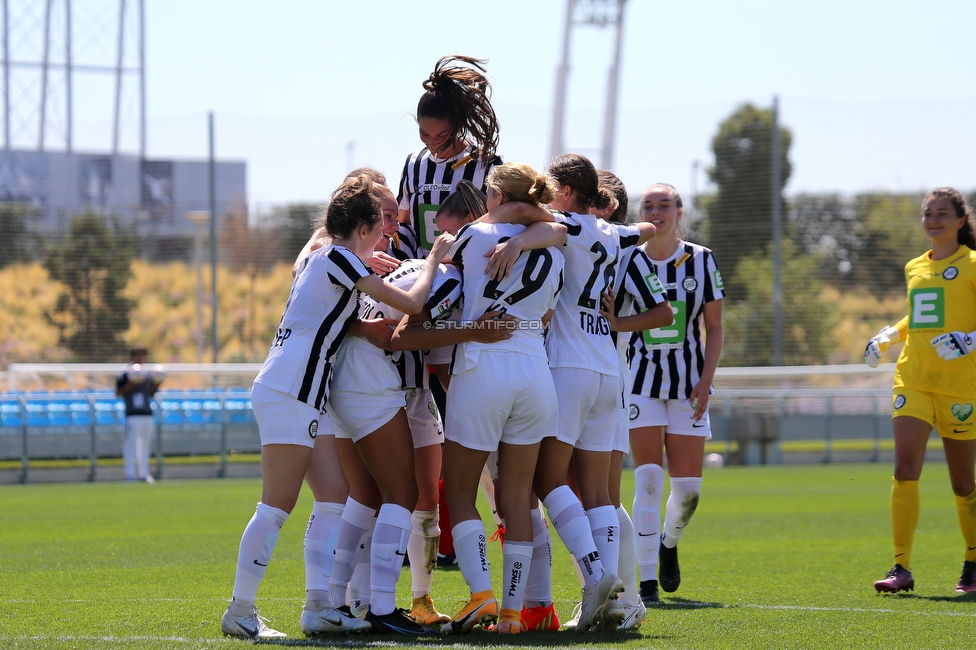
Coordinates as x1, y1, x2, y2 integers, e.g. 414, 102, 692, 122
894, 244, 976, 395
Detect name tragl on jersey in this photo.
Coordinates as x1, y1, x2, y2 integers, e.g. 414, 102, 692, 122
547, 212, 641, 375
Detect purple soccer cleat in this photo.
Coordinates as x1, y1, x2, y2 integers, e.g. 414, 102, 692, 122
874, 564, 914, 593
955, 561, 976, 593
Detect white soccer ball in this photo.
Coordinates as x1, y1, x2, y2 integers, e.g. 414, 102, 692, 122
150, 364, 167, 384
127, 363, 145, 384
704, 452, 725, 469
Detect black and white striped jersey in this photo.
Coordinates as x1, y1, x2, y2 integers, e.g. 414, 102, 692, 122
628, 240, 725, 400
254, 245, 372, 412
449, 221, 565, 375
387, 223, 420, 262
612, 245, 669, 384
359, 258, 462, 389
396, 143, 503, 254
546, 211, 642, 376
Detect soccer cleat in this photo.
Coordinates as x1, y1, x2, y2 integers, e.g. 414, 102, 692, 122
436, 551, 458, 567
596, 597, 625, 632
221, 604, 286, 639
520, 602, 560, 631
495, 608, 525, 634
575, 570, 624, 632
956, 560, 976, 593
874, 564, 914, 593
410, 594, 451, 625
364, 607, 430, 634
640, 579, 660, 605
300, 605, 371, 635
441, 589, 498, 634
619, 599, 647, 630
658, 538, 681, 592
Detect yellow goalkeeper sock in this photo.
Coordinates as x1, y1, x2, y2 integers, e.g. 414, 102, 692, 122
954, 487, 976, 563
891, 478, 920, 569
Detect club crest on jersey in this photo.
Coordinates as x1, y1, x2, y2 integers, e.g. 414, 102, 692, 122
894, 395, 906, 410
682, 277, 698, 292
943, 267, 959, 281
308, 420, 318, 439
629, 404, 639, 421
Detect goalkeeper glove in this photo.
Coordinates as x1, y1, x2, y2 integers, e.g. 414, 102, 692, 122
931, 331, 976, 361
864, 325, 901, 368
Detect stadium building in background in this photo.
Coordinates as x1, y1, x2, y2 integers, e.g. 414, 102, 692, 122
0, 149, 247, 237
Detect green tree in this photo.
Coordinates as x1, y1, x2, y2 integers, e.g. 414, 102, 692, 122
0, 202, 41, 267
849, 192, 928, 295
44, 211, 137, 362
263, 203, 319, 262
706, 103, 792, 300
723, 240, 838, 366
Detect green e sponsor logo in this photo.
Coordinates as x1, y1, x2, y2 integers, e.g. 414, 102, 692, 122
417, 203, 441, 251
713, 269, 724, 291
644, 299, 686, 346
644, 272, 665, 295
909, 287, 944, 329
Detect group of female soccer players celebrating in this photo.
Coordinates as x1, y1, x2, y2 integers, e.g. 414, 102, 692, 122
220, 54, 726, 639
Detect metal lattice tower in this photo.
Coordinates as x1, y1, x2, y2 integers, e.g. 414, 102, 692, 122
550, 0, 627, 169
1, 0, 145, 155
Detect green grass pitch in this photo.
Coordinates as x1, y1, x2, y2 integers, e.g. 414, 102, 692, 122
2, 462, 975, 649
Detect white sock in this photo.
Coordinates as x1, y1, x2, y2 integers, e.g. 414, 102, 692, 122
543, 485, 603, 588
370, 504, 412, 616
304, 501, 343, 599
453, 518, 493, 594
501, 541, 533, 612
348, 529, 372, 611
662, 477, 702, 548
408, 509, 439, 598
633, 463, 664, 579
523, 507, 553, 606
328, 498, 375, 608
586, 505, 620, 576
232, 502, 288, 602
616, 504, 639, 605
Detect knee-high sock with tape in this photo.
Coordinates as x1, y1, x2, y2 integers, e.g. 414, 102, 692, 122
633, 464, 664, 579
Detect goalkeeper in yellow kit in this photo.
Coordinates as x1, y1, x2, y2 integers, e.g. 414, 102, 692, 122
865, 187, 976, 594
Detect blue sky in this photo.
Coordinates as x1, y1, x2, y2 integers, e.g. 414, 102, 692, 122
71, 0, 976, 210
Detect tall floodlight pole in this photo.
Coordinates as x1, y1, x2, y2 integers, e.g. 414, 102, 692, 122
4, 0, 144, 153
209, 111, 218, 365
3, 0, 9, 150
601, 1, 626, 169
771, 95, 783, 366
549, 2, 573, 162
138, 0, 145, 159
112, 0, 126, 154
549, 0, 628, 168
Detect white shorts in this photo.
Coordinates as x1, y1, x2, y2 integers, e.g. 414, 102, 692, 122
613, 404, 630, 454
405, 388, 443, 448
329, 337, 405, 442
629, 393, 712, 439
551, 366, 621, 452
445, 350, 557, 452
252, 382, 333, 448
